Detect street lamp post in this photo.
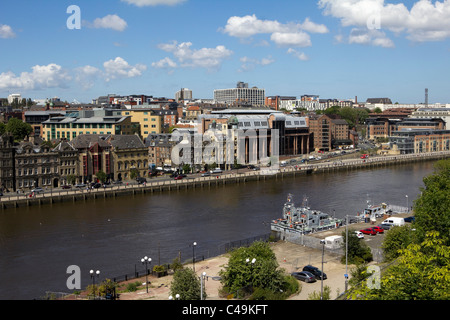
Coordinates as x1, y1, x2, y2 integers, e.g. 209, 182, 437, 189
141, 256, 152, 293
192, 241, 197, 272
320, 240, 325, 300
345, 215, 348, 292
406, 195, 409, 212
90, 269, 100, 300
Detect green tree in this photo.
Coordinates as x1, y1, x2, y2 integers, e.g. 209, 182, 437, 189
5, 118, 32, 141
96, 170, 107, 183
130, 168, 140, 180
0, 123, 5, 135
381, 225, 416, 261
341, 230, 373, 265
170, 267, 204, 300
413, 159, 450, 245
350, 231, 450, 300
219, 241, 295, 299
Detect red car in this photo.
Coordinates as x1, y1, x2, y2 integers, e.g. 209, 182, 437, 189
174, 176, 183, 180
371, 226, 384, 234
360, 228, 377, 236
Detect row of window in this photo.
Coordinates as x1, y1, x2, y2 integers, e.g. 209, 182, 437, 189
17, 167, 55, 176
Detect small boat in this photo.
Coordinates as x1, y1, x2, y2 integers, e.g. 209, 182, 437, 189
271, 194, 342, 235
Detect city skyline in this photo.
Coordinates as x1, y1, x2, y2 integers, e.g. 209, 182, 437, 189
0, 0, 449, 104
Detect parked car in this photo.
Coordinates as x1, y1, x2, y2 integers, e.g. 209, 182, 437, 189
210, 168, 222, 174
371, 226, 384, 234
136, 177, 147, 184
291, 271, 316, 283
201, 172, 211, 177
31, 187, 44, 194
174, 175, 183, 180
354, 231, 364, 239
112, 180, 123, 185
302, 265, 327, 280
91, 183, 102, 189
378, 223, 393, 230
253, 167, 260, 171
404, 216, 415, 223
61, 185, 72, 189
75, 183, 86, 189
360, 228, 377, 236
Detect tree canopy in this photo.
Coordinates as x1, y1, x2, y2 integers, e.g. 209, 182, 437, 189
5, 118, 32, 141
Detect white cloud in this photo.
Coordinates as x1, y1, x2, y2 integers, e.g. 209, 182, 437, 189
0, 64, 72, 90
318, 0, 450, 42
0, 65, 71, 90
0, 24, 16, 39
75, 65, 102, 90
103, 57, 147, 81
271, 31, 312, 47
221, 14, 327, 49
238, 56, 275, 72
92, 14, 128, 32
121, 0, 186, 6
287, 48, 309, 61
154, 41, 233, 71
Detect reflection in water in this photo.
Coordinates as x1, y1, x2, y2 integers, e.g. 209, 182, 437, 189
0, 162, 435, 299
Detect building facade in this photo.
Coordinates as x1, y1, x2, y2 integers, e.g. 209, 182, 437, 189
0, 133, 15, 192
108, 135, 148, 181
214, 82, 265, 106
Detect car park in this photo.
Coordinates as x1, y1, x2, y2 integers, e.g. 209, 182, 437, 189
360, 228, 377, 236
302, 265, 327, 280
354, 231, 364, 239
291, 271, 316, 283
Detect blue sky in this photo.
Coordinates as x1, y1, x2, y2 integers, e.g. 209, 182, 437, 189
0, 0, 449, 104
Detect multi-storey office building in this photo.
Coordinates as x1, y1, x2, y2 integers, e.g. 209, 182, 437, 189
42, 109, 135, 141
120, 109, 162, 138
214, 82, 265, 106
389, 129, 450, 154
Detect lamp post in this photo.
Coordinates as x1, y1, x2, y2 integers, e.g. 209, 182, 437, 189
141, 256, 152, 293
345, 215, 348, 292
191, 241, 197, 272
320, 240, 325, 300
405, 195, 409, 212
90, 269, 100, 300
169, 293, 180, 300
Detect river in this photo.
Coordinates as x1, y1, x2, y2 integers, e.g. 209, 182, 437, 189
0, 161, 436, 299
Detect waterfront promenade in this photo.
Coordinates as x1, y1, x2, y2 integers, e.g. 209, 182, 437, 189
1, 150, 448, 210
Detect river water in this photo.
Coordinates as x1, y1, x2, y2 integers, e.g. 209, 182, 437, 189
0, 161, 436, 299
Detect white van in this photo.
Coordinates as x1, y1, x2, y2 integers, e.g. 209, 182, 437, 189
382, 217, 405, 227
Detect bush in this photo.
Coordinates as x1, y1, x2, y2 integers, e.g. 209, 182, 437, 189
126, 281, 142, 292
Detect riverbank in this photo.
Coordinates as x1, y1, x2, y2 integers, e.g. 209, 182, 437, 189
64, 213, 409, 301
1, 151, 448, 210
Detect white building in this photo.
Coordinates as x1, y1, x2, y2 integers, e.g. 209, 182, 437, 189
8, 93, 22, 104
175, 88, 193, 101
410, 108, 450, 129
214, 82, 265, 106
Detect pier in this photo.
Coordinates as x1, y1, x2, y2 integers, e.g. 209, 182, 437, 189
1, 150, 448, 210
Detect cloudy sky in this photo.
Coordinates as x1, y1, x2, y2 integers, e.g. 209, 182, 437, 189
0, 0, 449, 103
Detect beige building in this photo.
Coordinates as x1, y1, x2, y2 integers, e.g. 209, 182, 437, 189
121, 109, 162, 139
107, 135, 148, 181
